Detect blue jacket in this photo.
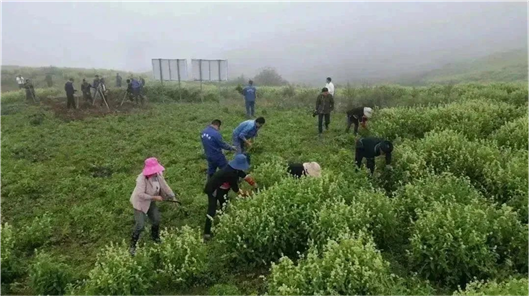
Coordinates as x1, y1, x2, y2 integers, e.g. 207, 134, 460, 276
201, 126, 233, 159
242, 85, 256, 102
131, 79, 142, 90
232, 120, 259, 142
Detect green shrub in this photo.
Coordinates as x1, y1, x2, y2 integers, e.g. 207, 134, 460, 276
250, 159, 289, 189
82, 241, 155, 295
150, 226, 208, 288
408, 201, 527, 287
207, 283, 242, 295
29, 251, 72, 295
309, 189, 398, 251
491, 114, 528, 150
19, 213, 54, 252
454, 277, 529, 296
394, 173, 484, 226
267, 232, 395, 295
214, 175, 350, 268
1, 223, 17, 285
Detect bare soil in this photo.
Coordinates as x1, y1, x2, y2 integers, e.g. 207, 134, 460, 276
39, 92, 149, 121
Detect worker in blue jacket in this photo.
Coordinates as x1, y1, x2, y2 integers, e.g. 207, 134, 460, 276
201, 119, 236, 178
242, 80, 257, 118
232, 117, 266, 164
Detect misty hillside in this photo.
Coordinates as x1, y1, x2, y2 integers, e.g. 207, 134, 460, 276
402, 49, 528, 85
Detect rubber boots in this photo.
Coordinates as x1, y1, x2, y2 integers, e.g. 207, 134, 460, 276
151, 225, 161, 244
130, 232, 140, 256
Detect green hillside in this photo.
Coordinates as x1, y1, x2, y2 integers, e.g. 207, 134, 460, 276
419, 49, 528, 84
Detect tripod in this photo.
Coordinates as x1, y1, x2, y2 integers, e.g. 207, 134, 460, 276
92, 83, 110, 110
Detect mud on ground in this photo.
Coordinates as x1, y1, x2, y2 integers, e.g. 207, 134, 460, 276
40, 92, 150, 121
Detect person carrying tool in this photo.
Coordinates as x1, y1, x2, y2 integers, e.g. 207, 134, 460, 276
16, 75, 25, 89
116, 73, 122, 88
131, 78, 146, 105
201, 119, 236, 179
355, 137, 393, 174
315, 87, 334, 136
64, 78, 77, 109
232, 117, 266, 164
346, 107, 373, 135
129, 157, 178, 256
325, 77, 335, 97
81, 79, 92, 102
287, 162, 322, 178
203, 154, 256, 242
242, 80, 257, 118
24, 79, 36, 102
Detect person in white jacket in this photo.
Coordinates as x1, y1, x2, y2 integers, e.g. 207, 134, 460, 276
16, 75, 25, 89
325, 77, 335, 97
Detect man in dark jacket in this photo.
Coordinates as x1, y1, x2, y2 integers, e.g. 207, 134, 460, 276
126, 79, 134, 101
355, 137, 393, 174
45, 74, 53, 87
203, 154, 256, 241
315, 87, 334, 135
201, 119, 236, 178
346, 107, 373, 135
64, 78, 76, 109
24, 79, 36, 102
81, 79, 92, 102
116, 73, 122, 87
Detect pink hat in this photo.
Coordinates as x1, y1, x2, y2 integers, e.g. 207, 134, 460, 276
142, 157, 165, 176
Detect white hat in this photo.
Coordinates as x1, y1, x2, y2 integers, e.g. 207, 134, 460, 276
303, 162, 322, 177
363, 107, 373, 118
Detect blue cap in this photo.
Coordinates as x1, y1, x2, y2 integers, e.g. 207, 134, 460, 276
229, 154, 250, 171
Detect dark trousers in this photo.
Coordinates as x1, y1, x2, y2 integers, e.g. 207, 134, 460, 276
82, 92, 92, 102
133, 89, 146, 105
132, 202, 161, 239
318, 113, 331, 134
204, 189, 230, 235
67, 94, 76, 109
207, 155, 228, 177
346, 116, 360, 134
355, 147, 375, 174
245, 101, 255, 117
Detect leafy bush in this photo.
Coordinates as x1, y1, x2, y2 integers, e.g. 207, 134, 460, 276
150, 226, 208, 288
309, 189, 398, 251
267, 232, 395, 295
1, 223, 17, 285
18, 212, 54, 252
454, 277, 529, 296
408, 201, 527, 287
491, 114, 528, 150
29, 251, 72, 295
393, 173, 484, 226
214, 175, 351, 268
81, 241, 155, 295
207, 283, 242, 295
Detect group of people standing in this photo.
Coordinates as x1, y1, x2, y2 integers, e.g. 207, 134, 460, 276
62, 73, 147, 109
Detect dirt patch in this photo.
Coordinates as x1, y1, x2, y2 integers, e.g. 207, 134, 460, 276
40, 92, 150, 121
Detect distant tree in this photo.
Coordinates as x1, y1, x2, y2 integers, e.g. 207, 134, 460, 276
253, 67, 288, 86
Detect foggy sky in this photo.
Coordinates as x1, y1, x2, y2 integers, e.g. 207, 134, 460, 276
2, 2, 527, 84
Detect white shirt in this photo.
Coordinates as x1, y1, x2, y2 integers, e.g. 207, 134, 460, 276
16, 77, 24, 85
325, 82, 335, 96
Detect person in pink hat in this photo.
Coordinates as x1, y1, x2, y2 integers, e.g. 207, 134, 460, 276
129, 157, 177, 256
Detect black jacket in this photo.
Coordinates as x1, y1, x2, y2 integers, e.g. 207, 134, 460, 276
347, 107, 364, 119
287, 163, 305, 178
64, 81, 75, 95
355, 137, 392, 173
204, 165, 247, 195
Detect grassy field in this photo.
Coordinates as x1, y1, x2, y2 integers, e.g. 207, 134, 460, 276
1, 80, 528, 295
